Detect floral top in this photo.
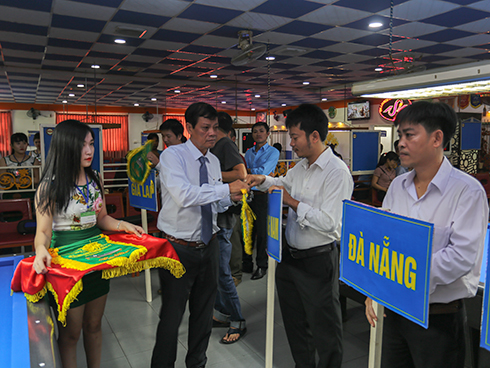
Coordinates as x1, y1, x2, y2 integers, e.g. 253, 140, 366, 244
52, 180, 104, 231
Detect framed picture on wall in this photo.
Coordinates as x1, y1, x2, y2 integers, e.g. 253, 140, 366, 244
256, 112, 266, 123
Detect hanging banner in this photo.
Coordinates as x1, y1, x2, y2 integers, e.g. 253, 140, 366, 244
340, 200, 433, 328
459, 95, 470, 109
471, 94, 482, 108
267, 189, 283, 262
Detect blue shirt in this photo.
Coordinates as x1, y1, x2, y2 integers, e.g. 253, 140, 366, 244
245, 143, 280, 176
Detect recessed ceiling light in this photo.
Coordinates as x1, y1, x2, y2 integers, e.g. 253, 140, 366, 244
322, 98, 327, 101
251, 108, 256, 111
114, 39, 126, 44
369, 22, 383, 28
62, 100, 67, 104
255, 94, 261, 98
151, 98, 157, 101
375, 67, 383, 72
77, 84, 84, 88
303, 81, 310, 85
69, 93, 75, 97
221, 101, 227, 104
265, 56, 275, 61
91, 64, 100, 69
134, 103, 139, 106
210, 75, 218, 78
174, 90, 180, 93
281, 103, 287, 106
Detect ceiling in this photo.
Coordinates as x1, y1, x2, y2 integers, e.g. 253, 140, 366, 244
0, 0, 490, 111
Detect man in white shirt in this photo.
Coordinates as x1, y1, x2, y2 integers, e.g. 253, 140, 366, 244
365, 101, 488, 368
247, 104, 353, 368
151, 102, 249, 368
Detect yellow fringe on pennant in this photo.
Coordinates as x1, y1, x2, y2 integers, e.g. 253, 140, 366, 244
102, 257, 186, 279
240, 189, 256, 255
50, 234, 148, 271
23, 285, 47, 304
82, 241, 104, 252
47, 279, 83, 327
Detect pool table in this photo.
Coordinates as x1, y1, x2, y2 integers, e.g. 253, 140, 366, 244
1, 255, 60, 367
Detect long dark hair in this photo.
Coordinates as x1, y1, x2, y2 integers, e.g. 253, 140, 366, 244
36, 120, 103, 215
377, 151, 398, 167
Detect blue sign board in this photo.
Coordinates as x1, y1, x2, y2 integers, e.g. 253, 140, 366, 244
340, 200, 433, 328
460, 117, 481, 151
267, 189, 283, 263
480, 224, 490, 351
128, 170, 158, 211
351, 130, 380, 174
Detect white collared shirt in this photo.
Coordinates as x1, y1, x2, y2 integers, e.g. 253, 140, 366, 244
258, 147, 353, 249
384, 157, 488, 303
157, 139, 232, 242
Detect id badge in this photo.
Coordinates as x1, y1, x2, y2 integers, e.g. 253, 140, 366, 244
80, 211, 96, 225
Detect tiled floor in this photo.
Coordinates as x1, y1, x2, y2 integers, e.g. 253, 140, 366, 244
75, 269, 370, 368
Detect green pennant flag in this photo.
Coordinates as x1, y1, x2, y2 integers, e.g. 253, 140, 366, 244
127, 140, 152, 185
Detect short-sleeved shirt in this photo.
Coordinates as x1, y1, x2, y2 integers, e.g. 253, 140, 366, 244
373, 165, 396, 190
211, 137, 243, 228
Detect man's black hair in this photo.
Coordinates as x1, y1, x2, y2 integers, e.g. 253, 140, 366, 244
252, 121, 270, 133
394, 101, 457, 149
185, 102, 218, 128
217, 112, 233, 134
273, 142, 282, 152
285, 104, 328, 141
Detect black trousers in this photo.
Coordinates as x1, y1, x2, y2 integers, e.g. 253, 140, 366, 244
381, 307, 465, 368
243, 192, 268, 269
276, 243, 343, 368
151, 237, 219, 368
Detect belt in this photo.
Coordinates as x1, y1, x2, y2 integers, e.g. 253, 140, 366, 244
429, 299, 462, 315
288, 242, 336, 259
162, 232, 217, 249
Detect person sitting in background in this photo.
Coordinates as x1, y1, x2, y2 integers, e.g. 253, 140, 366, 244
32, 132, 42, 163
394, 140, 410, 176
371, 151, 398, 202
0, 133, 41, 196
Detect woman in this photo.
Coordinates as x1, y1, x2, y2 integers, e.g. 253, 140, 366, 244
147, 132, 162, 169
33, 120, 144, 368
0, 133, 41, 199
371, 151, 398, 202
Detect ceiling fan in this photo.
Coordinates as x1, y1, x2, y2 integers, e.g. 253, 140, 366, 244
231, 30, 267, 66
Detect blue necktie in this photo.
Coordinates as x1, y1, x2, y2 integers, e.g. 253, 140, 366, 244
199, 156, 213, 244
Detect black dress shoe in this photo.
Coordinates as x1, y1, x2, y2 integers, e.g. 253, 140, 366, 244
251, 267, 267, 280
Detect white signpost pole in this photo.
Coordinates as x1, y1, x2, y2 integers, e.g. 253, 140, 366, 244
368, 301, 384, 368
265, 257, 276, 368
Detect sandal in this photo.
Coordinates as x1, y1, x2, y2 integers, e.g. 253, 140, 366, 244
219, 327, 247, 344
